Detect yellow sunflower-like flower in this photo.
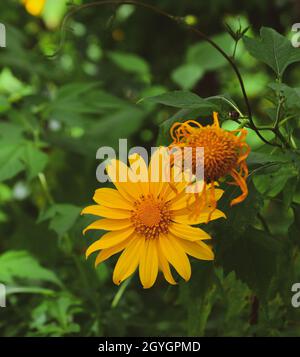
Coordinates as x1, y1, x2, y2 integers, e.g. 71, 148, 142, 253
23, 0, 46, 16
169, 112, 250, 215
82, 148, 225, 288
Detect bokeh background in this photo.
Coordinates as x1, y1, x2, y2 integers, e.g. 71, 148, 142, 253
0, 0, 300, 336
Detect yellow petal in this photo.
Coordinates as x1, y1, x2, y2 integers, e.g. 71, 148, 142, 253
81, 205, 132, 219
173, 208, 226, 225
128, 153, 149, 196
169, 223, 211, 241
139, 238, 158, 289
157, 241, 177, 285
159, 234, 191, 281
163, 167, 189, 202
93, 188, 133, 210
169, 191, 195, 210
106, 159, 142, 201
170, 187, 224, 211
113, 237, 143, 285
86, 227, 135, 256
212, 188, 224, 201
83, 218, 132, 234
94, 239, 129, 267
23, 0, 45, 16
177, 239, 214, 261
148, 147, 170, 198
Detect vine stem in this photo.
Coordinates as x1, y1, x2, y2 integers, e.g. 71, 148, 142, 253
52, 0, 281, 147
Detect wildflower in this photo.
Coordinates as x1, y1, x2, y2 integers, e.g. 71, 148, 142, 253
169, 112, 250, 215
23, 0, 46, 16
82, 148, 225, 288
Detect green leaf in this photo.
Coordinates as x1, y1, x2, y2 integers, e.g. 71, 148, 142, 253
269, 82, 300, 110
0, 143, 25, 181
0, 67, 32, 101
283, 177, 298, 209
261, 200, 294, 236
243, 27, 300, 77
247, 150, 290, 166
142, 90, 217, 110
29, 293, 82, 336
6, 286, 55, 296
22, 143, 48, 180
253, 163, 297, 197
42, 0, 68, 30
0, 122, 24, 143
38, 204, 81, 237
171, 64, 204, 90
219, 227, 280, 298
0, 250, 61, 286
216, 181, 263, 236
47, 84, 132, 128
179, 264, 218, 335
186, 33, 235, 71
0, 95, 10, 113
108, 51, 150, 76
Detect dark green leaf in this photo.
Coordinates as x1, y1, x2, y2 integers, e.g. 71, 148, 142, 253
219, 227, 280, 298
253, 163, 297, 197
142, 91, 217, 110
244, 27, 300, 77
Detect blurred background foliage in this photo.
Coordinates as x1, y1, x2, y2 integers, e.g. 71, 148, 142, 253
0, 0, 300, 337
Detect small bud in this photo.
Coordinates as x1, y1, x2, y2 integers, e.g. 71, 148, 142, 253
184, 15, 197, 26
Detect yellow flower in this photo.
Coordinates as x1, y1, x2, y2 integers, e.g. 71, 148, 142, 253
23, 0, 46, 16
82, 148, 225, 288
169, 112, 250, 214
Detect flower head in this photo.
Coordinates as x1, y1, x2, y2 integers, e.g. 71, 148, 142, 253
82, 148, 225, 288
169, 112, 250, 215
23, 0, 46, 16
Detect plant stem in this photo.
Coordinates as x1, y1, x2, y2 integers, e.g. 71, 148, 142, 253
208, 95, 244, 118
38, 173, 55, 205
54, 0, 283, 149
111, 277, 132, 308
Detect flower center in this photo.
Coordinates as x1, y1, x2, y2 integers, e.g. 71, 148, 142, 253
131, 194, 171, 239
187, 127, 239, 182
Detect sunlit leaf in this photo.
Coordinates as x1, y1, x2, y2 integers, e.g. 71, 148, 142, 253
0, 250, 61, 286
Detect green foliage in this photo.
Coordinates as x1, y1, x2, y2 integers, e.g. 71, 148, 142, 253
38, 204, 81, 238
1, 0, 300, 338
186, 33, 234, 70
22, 143, 48, 180
243, 27, 300, 78
143, 90, 217, 110
0, 143, 25, 181
108, 51, 150, 79
29, 294, 82, 336
220, 227, 280, 299
0, 250, 61, 286
171, 64, 204, 90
